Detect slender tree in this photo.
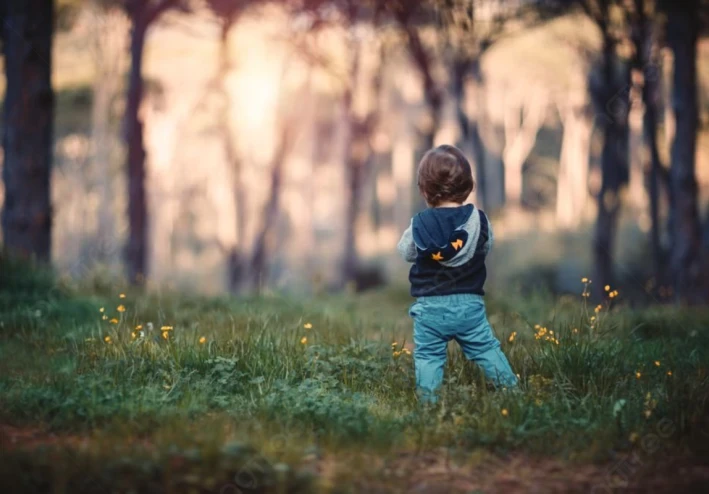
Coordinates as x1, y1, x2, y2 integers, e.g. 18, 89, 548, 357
122, 0, 187, 285
577, 0, 632, 297
333, 2, 385, 287
88, 3, 130, 263
438, 2, 504, 211
1, 0, 55, 262
386, 1, 445, 212
662, 0, 703, 303
206, 0, 257, 292
248, 123, 297, 292
630, 0, 667, 291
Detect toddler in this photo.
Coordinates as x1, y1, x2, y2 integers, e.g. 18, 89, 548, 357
397, 144, 517, 403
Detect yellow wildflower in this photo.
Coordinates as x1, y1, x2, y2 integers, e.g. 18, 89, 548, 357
161, 325, 173, 331
102, 315, 108, 321
117, 305, 126, 313
501, 408, 509, 417
303, 323, 313, 329
667, 370, 673, 376
135, 324, 143, 330
392, 342, 398, 347
393, 350, 401, 357
581, 277, 588, 283
508, 331, 517, 343
590, 316, 596, 322
199, 336, 206, 344
99, 307, 105, 313
654, 360, 661, 367
572, 328, 579, 334
635, 371, 642, 379
403, 348, 411, 355
300, 336, 307, 345
104, 336, 111, 343
109, 318, 118, 324
162, 331, 168, 340
131, 332, 137, 340
119, 293, 126, 299
604, 285, 610, 292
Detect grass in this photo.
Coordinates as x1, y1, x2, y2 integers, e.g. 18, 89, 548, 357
1, 255, 709, 493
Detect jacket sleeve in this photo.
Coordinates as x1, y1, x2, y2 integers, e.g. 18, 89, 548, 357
397, 221, 418, 263
483, 215, 494, 254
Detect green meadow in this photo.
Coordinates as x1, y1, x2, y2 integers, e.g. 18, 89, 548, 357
1, 256, 708, 492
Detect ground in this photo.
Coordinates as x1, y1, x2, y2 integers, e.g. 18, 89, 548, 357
1, 256, 709, 493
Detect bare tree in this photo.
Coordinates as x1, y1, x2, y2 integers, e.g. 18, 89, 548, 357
206, 0, 259, 291
662, 0, 703, 303
437, 2, 507, 211
555, 73, 593, 229
386, 1, 445, 212
440, 0, 562, 211
1, 0, 54, 262
87, 4, 130, 263
336, 4, 386, 288
576, 0, 632, 298
630, 0, 668, 291
502, 86, 548, 208
248, 122, 298, 292
121, 0, 188, 285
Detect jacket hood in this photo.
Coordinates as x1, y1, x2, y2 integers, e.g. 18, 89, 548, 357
412, 204, 476, 265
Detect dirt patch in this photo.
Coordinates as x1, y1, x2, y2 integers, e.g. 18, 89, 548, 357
349, 449, 709, 493
0, 424, 89, 452
2, 424, 709, 493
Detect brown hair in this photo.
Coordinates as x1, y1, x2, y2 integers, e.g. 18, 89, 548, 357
417, 145, 475, 206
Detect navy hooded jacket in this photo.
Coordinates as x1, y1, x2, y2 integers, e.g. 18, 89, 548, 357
397, 204, 493, 297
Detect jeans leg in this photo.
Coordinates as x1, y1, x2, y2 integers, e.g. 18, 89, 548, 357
472, 345, 518, 388
454, 300, 518, 388
412, 311, 448, 404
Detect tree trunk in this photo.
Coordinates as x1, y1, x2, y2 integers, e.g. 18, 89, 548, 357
502, 89, 546, 208
342, 139, 368, 287
125, 18, 149, 284
215, 20, 247, 293
666, 2, 702, 304
91, 7, 127, 263
634, 0, 666, 290
556, 102, 592, 229
1, 0, 54, 262
453, 58, 487, 209
341, 34, 384, 289
593, 36, 630, 298
340, 39, 362, 288
249, 126, 294, 292
401, 21, 443, 213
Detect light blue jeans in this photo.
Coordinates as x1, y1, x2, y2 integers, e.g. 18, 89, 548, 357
409, 293, 517, 403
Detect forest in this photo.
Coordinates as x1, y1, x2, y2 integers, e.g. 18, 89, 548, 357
1, 0, 709, 492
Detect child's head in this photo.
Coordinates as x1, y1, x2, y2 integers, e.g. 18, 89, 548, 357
417, 145, 475, 207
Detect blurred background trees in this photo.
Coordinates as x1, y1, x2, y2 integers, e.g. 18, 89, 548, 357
1, 0, 708, 304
